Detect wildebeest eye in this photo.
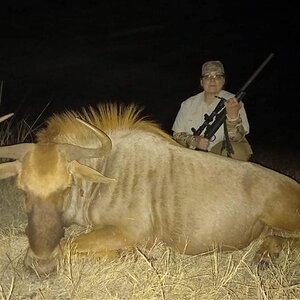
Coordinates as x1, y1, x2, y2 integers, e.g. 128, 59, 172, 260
25, 225, 29, 236
23, 196, 33, 213
61, 188, 71, 212
50, 188, 71, 212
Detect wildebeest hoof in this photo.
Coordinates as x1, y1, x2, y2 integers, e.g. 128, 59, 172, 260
252, 252, 280, 270
256, 258, 271, 270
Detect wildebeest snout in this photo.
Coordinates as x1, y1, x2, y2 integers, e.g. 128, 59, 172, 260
24, 246, 62, 276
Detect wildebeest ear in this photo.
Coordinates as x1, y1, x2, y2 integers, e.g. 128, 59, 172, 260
68, 160, 116, 183
0, 161, 21, 180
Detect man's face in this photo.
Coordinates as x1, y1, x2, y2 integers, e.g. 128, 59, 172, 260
200, 71, 225, 94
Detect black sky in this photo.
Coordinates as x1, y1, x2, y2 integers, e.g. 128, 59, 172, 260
0, 1, 299, 148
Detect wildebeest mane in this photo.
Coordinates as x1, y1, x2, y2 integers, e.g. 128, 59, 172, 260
37, 102, 175, 144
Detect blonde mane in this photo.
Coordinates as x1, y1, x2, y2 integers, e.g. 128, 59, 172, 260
37, 103, 176, 144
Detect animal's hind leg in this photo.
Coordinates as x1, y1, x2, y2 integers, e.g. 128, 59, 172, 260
260, 181, 300, 233
62, 225, 134, 258
252, 235, 300, 267
255, 184, 300, 267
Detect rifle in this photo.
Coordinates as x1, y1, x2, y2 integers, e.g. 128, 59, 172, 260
191, 53, 274, 141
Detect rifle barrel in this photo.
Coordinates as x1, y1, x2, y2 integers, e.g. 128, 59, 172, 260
239, 53, 274, 92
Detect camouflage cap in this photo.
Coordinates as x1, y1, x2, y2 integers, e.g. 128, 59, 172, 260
201, 61, 225, 75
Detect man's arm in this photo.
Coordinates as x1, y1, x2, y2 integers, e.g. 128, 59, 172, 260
173, 132, 196, 148
226, 117, 247, 142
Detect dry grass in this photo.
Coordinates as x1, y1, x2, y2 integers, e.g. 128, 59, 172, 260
0, 115, 300, 299
0, 195, 300, 300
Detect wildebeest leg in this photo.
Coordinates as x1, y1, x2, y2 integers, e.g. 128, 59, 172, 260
255, 185, 300, 267
253, 235, 300, 267
64, 225, 134, 258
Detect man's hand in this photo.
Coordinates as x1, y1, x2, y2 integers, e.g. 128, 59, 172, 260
193, 136, 210, 150
224, 97, 241, 120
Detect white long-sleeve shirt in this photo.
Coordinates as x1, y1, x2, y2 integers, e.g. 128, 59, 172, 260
172, 90, 250, 150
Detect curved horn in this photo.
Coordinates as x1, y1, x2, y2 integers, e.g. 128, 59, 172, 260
58, 118, 112, 161
0, 143, 35, 160
0, 113, 14, 123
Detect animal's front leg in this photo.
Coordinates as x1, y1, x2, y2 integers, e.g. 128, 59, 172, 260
252, 235, 300, 268
62, 225, 134, 258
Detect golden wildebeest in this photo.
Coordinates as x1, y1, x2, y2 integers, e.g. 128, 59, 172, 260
0, 103, 299, 276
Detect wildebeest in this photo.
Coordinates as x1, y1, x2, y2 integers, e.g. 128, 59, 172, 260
0, 103, 299, 276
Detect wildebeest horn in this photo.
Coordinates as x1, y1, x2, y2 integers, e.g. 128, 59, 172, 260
0, 113, 14, 123
0, 118, 112, 162
58, 118, 112, 161
0, 143, 35, 160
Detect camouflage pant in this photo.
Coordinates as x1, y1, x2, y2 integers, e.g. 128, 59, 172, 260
211, 138, 253, 161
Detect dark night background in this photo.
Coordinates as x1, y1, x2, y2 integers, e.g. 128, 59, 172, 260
0, 1, 299, 162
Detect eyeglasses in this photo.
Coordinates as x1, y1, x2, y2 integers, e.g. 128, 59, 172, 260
201, 74, 225, 81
